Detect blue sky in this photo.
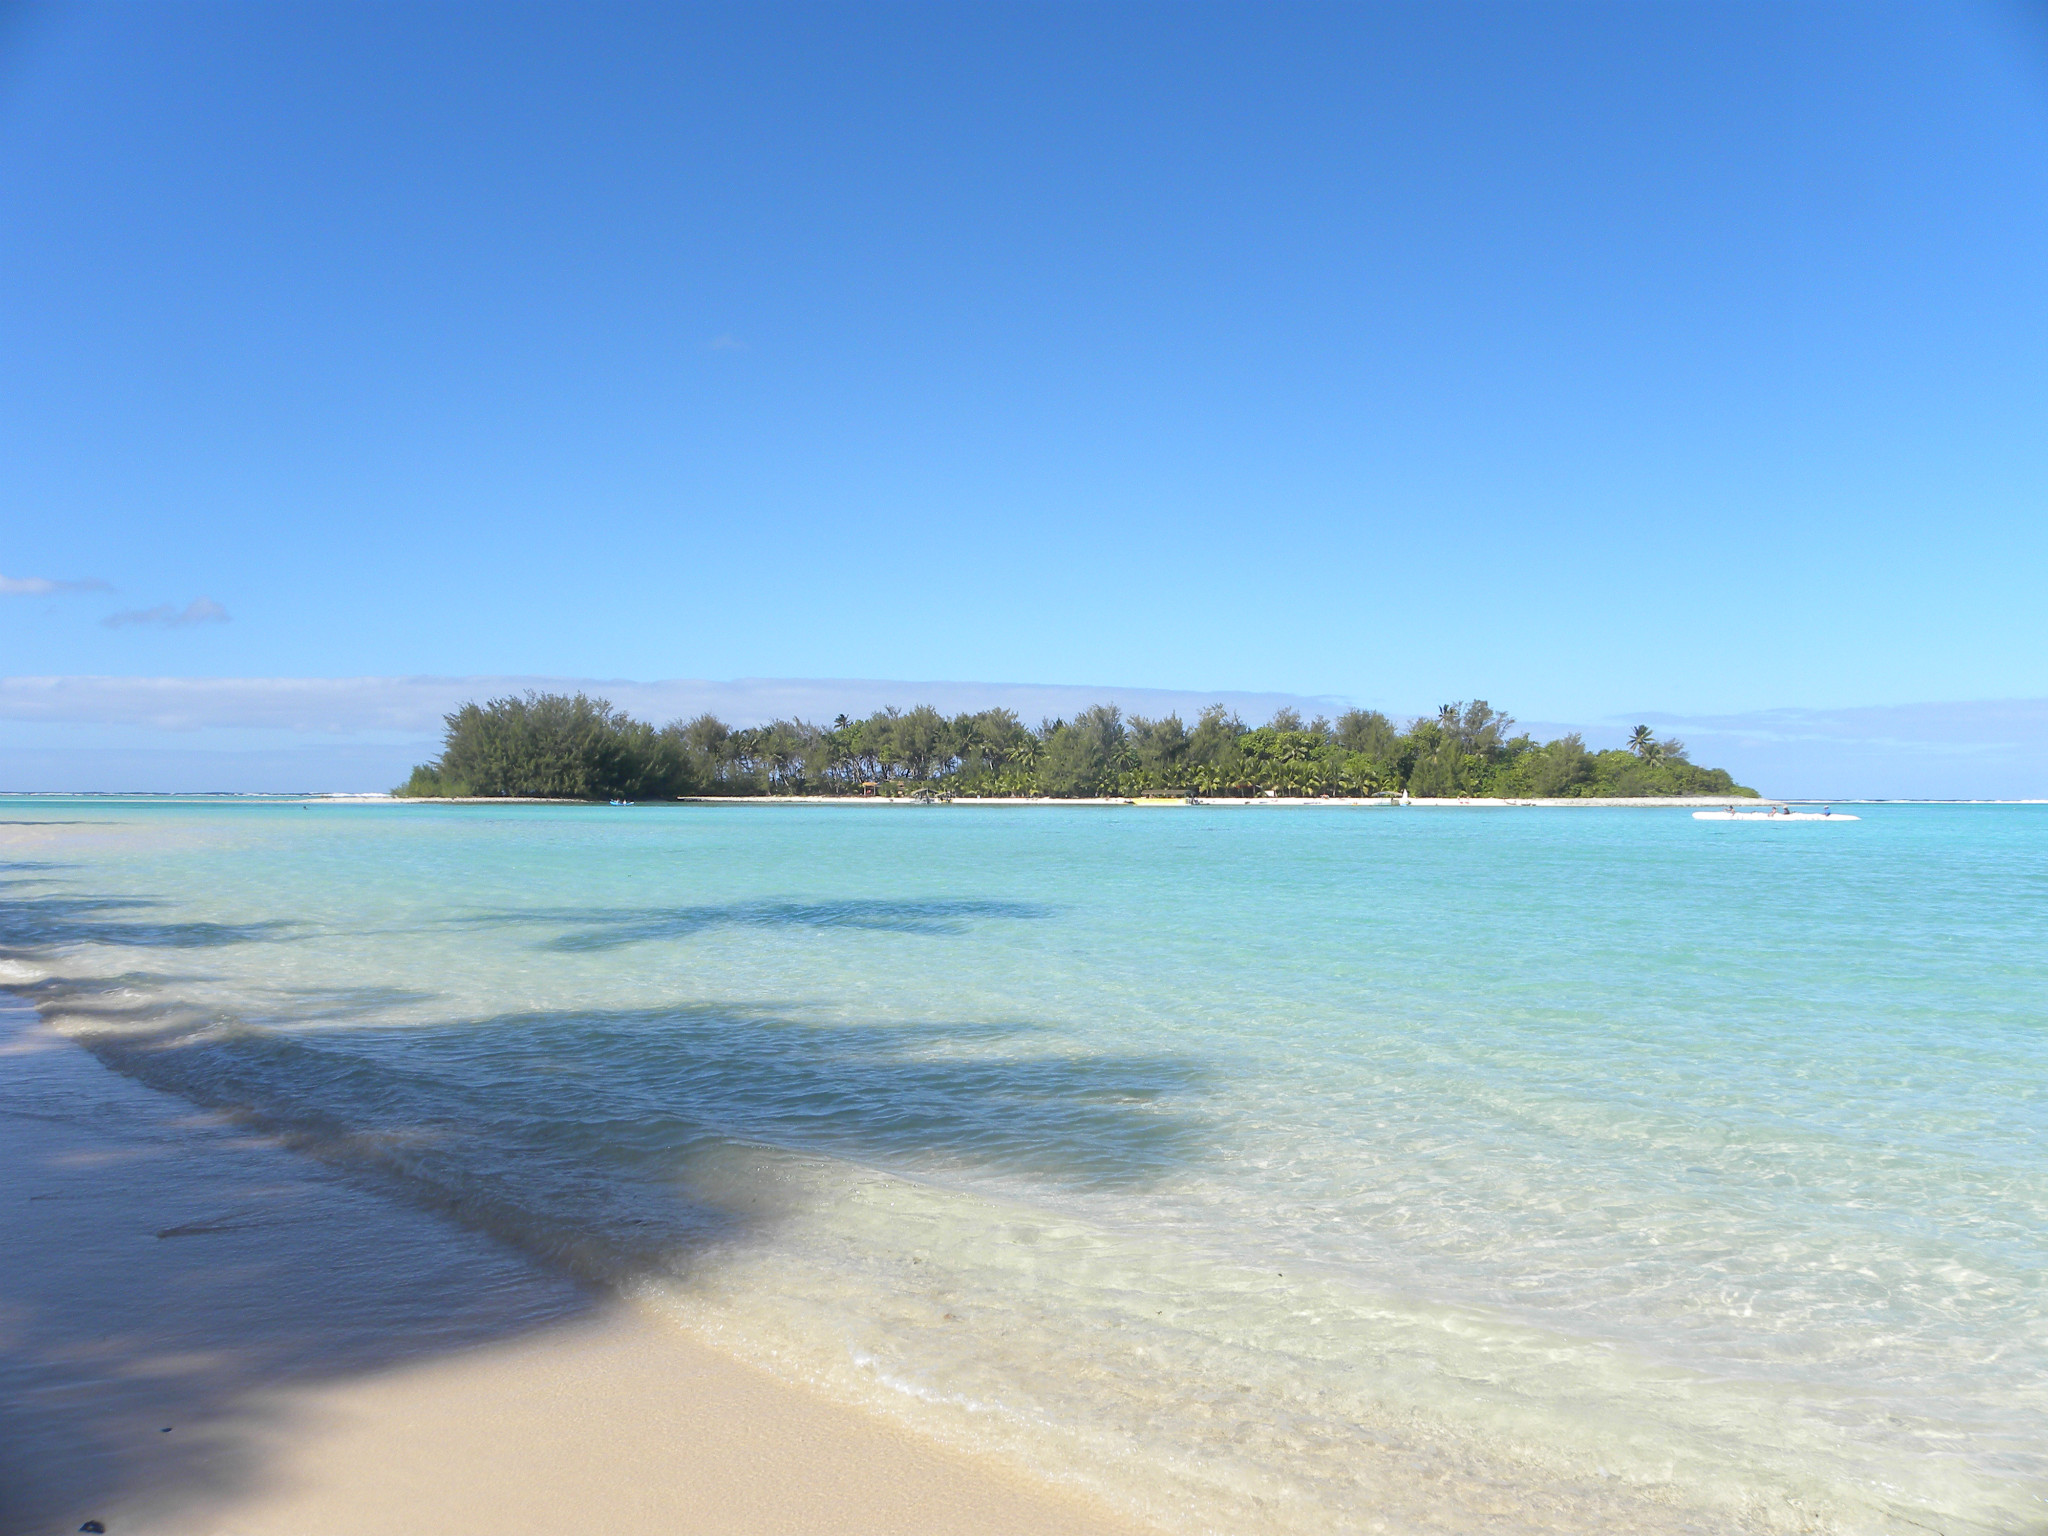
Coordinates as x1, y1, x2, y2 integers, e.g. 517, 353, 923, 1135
3, 2, 2046, 792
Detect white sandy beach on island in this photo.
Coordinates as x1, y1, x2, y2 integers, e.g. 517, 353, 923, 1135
0, 996, 1155, 1536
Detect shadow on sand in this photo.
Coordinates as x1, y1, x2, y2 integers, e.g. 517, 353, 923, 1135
0, 995, 598, 1536
0, 889, 295, 951
0, 875, 1212, 1534
452, 896, 1055, 951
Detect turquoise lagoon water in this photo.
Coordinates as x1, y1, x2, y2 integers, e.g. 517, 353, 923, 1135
2, 800, 2042, 1534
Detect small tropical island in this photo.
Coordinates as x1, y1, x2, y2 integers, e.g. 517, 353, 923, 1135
394, 693, 1757, 801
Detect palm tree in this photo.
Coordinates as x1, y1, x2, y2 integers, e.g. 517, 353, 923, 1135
1341, 761, 1382, 797
1628, 724, 1655, 757
950, 719, 983, 776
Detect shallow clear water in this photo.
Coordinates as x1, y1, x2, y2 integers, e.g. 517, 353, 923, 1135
2, 800, 2043, 1534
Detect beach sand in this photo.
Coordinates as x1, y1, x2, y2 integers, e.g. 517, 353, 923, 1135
0, 998, 1152, 1536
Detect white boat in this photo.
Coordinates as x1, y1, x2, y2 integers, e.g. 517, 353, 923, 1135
1692, 808, 1859, 822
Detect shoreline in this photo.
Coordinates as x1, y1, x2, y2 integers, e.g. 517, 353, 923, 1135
3, 805, 2036, 1535
0, 995, 1153, 1536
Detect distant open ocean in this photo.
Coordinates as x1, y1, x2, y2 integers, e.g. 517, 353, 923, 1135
3, 799, 2042, 1534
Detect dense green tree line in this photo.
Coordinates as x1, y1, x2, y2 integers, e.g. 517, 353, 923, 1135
396, 692, 1756, 800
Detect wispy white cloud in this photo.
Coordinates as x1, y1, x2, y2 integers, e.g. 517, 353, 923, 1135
0, 572, 111, 596
102, 597, 231, 629
705, 334, 747, 351
0, 675, 1342, 735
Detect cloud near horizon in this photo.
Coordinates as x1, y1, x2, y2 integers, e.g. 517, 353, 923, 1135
1639, 699, 2048, 754
1, 572, 111, 596
1631, 699, 2048, 798
102, 597, 231, 629
0, 674, 1345, 736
